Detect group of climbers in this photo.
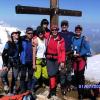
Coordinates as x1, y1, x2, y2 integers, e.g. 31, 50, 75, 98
0, 19, 91, 100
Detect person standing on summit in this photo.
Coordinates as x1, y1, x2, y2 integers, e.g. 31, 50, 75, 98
59, 20, 74, 95
71, 25, 91, 100
20, 27, 34, 93
40, 19, 50, 39
46, 25, 66, 99
1, 31, 22, 94
31, 26, 48, 92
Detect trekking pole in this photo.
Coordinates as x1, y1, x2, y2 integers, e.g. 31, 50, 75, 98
5, 28, 11, 40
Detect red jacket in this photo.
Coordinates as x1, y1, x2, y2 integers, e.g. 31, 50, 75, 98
44, 31, 50, 39
46, 34, 66, 63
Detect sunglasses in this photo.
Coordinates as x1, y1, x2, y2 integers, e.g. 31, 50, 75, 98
62, 24, 67, 26
43, 22, 48, 25
52, 29, 58, 31
75, 29, 81, 31
27, 32, 33, 34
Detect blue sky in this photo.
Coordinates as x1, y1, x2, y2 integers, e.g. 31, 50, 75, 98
0, 0, 100, 30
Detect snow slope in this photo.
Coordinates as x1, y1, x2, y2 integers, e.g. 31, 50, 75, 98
85, 54, 100, 82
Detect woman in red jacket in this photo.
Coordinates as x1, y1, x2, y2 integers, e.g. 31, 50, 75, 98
46, 25, 66, 98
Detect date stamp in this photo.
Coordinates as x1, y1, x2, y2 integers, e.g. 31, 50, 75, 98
79, 84, 100, 89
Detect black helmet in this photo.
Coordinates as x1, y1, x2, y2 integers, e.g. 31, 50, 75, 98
41, 19, 49, 26
61, 20, 69, 27
75, 25, 83, 31
36, 26, 45, 35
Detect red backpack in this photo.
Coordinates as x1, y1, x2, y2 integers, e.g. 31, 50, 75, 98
0, 91, 36, 100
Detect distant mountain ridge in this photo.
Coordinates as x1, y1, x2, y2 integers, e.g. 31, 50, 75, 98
84, 26, 100, 54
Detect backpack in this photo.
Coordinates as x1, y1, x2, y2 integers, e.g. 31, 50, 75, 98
0, 91, 36, 100
22, 92, 36, 100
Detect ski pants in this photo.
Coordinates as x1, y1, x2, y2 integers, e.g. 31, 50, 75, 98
47, 59, 59, 96
74, 69, 85, 96
33, 58, 48, 79
31, 58, 48, 91
60, 56, 72, 89
73, 58, 86, 96
20, 63, 33, 91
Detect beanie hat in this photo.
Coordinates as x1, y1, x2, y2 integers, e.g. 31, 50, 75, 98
41, 19, 49, 26
26, 27, 34, 33
36, 26, 45, 35
61, 20, 69, 27
75, 25, 83, 31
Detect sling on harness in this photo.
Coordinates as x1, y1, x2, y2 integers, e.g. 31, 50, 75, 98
72, 36, 87, 70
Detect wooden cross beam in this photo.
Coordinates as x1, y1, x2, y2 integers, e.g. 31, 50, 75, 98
15, 0, 82, 26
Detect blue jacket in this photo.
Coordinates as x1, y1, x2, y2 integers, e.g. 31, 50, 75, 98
4, 41, 19, 58
71, 35, 91, 57
20, 36, 32, 64
2, 41, 20, 67
59, 31, 74, 52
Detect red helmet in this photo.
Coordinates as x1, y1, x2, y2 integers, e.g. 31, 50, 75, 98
51, 25, 59, 31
